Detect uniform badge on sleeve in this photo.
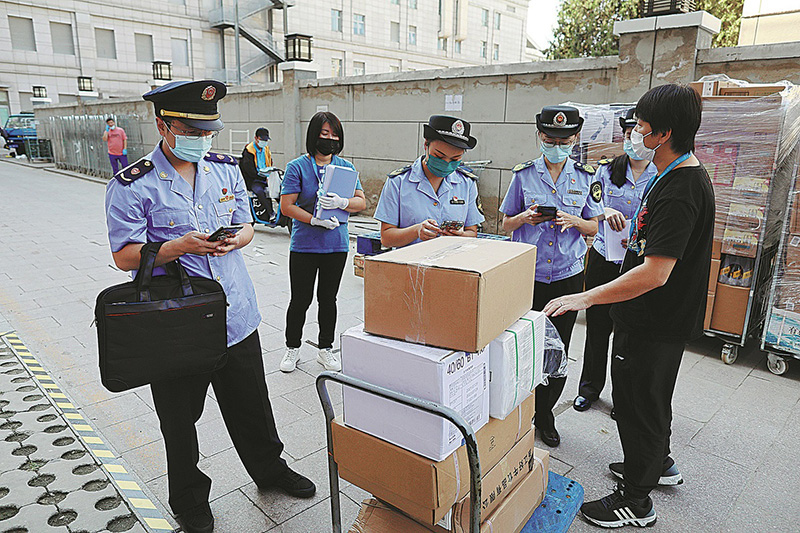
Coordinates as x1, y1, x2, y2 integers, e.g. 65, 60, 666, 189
590, 181, 603, 203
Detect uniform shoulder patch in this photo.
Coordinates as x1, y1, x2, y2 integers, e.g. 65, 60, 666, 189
575, 161, 596, 174
456, 165, 479, 180
114, 158, 154, 185
387, 164, 412, 178
590, 181, 603, 203
204, 152, 238, 165
512, 160, 535, 173
598, 158, 614, 166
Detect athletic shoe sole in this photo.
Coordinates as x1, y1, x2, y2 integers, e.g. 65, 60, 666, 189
610, 466, 684, 486
316, 355, 341, 371
582, 510, 657, 528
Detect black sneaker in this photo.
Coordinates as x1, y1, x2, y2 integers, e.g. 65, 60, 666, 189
175, 503, 214, 533
262, 468, 317, 498
581, 485, 657, 528
609, 458, 684, 486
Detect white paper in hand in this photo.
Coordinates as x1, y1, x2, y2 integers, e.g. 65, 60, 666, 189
604, 219, 630, 262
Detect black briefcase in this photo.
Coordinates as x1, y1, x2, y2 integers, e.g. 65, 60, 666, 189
95, 242, 228, 392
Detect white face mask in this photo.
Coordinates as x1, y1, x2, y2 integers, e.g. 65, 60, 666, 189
630, 129, 661, 160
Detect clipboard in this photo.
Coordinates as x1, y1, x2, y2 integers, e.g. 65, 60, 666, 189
315, 164, 359, 223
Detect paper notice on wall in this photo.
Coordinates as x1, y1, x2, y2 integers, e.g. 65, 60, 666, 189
445, 94, 463, 112
316, 104, 329, 112
580, 109, 614, 144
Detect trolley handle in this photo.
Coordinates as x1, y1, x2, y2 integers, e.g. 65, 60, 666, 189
316, 371, 482, 533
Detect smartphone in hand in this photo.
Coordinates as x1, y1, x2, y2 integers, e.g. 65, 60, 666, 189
440, 220, 465, 232
208, 225, 244, 242
536, 206, 557, 220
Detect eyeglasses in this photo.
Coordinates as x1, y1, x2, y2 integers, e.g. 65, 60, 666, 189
541, 140, 574, 148
166, 122, 219, 140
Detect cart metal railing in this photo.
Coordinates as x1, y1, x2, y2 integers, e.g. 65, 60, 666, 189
316, 371, 482, 533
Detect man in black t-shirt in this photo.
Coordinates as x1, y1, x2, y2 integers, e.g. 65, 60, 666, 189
544, 84, 714, 529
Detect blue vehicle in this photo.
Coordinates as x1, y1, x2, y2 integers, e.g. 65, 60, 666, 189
2, 113, 36, 157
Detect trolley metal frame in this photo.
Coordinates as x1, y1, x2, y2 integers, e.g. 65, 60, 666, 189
316, 371, 482, 533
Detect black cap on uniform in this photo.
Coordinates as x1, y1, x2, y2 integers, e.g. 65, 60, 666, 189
143, 80, 226, 131
536, 105, 584, 138
619, 108, 637, 130
423, 115, 477, 150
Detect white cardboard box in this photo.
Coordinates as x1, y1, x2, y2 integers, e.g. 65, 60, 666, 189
487, 310, 546, 420
341, 325, 489, 461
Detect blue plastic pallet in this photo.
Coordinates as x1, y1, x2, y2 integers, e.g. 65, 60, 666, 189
521, 472, 583, 533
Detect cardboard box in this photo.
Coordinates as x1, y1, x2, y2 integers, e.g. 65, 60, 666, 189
712, 238, 722, 260
785, 234, 800, 271
364, 237, 537, 353
718, 85, 785, 97
704, 292, 714, 330
709, 282, 751, 335
349, 448, 549, 533
725, 203, 764, 233
487, 310, 545, 420
721, 228, 759, 258
709, 259, 721, 293
690, 80, 740, 97
341, 325, 490, 461
334, 394, 535, 526
764, 308, 800, 352
354, 254, 365, 278
791, 197, 800, 235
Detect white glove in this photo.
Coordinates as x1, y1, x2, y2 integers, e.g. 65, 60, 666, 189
310, 216, 341, 230
318, 192, 350, 210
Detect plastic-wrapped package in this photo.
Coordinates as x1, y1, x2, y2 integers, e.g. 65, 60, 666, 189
542, 317, 568, 383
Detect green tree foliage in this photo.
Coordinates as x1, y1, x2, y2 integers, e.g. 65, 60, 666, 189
695, 0, 744, 47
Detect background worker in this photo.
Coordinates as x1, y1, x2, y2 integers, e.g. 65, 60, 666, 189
279, 111, 366, 373
375, 115, 483, 248
102, 117, 128, 174
500, 105, 604, 448
239, 127, 275, 222
573, 108, 657, 415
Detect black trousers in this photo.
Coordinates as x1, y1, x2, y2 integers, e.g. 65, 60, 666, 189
286, 251, 348, 349
532, 272, 584, 432
251, 181, 274, 219
150, 330, 287, 514
611, 329, 684, 500
578, 248, 623, 400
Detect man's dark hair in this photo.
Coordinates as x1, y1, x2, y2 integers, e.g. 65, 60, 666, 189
255, 127, 269, 140
306, 111, 344, 155
635, 84, 702, 154
106, 117, 114, 123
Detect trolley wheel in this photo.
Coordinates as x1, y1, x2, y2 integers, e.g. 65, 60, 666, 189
721, 344, 738, 365
767, 353, 789, 376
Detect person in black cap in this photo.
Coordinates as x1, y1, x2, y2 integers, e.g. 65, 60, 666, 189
104, 80, 315, 533
573, 109, 657, 415
240, 127, 276, 221
374, 115, 484, 248
499, 105, 605, 448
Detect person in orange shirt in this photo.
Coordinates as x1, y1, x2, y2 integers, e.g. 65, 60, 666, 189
102, 117, 128, 173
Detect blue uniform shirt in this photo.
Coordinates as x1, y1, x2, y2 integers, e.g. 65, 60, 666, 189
105, 143, 260, 347
500, 156, 604, 283
281, 154, 362, 254
373, 157, 485, 245
592, 161, 656, 264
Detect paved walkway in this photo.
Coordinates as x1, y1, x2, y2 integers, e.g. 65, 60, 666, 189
1, 159, 800, 532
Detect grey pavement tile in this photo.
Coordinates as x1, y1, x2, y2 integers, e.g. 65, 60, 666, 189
686, 351, 753, 389
265, 367, 316, 398
60, 482, 128, 533
276, 412, 328, 461
197, 418, 235, 459
51, 361, 102, 390
282, 382, 342, 416
80, 393, 153, 429
275, 496, 360, 533
100, 411, 163, 454
62, 379, 117, 409
547, 404, 616, 469
724, 375, 800, 422
548, 457, 574, 477
1, 502, 70, 533
672, 373, 737, 423
40, 458, 107, 495
146, 473, 170, 512
198, 447, 252, 502
341, 482, 371, 506
211, 489, 277, 533
270, 395, 312, 428
121, 439, 167, 483
0, 468, 47, 507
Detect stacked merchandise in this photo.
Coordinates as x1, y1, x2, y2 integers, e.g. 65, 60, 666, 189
338, 237, 551, 533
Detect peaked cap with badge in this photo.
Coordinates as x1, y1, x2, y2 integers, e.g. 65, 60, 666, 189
423, 115, 478, 150
143, 80, 227, 131
536, 105, 584, 138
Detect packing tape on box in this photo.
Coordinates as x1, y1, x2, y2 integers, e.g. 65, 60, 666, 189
451, 451, 461, 509
519, 317, 537, 391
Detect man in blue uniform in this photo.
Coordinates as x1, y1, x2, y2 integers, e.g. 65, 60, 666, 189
105, 80, 314, 533
374, 115, 484, 247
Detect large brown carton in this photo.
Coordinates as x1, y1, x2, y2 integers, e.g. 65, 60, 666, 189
718, 85, 785, 97
704, 292, 714, 330
709, 259, 721, 293
349, 448, 549, 533
364, 237, 537, 352
334, 394, 534, 526
709, 282, 751, 335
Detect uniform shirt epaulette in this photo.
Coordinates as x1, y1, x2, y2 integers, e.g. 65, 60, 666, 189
204, 152, 238, 165
387, 164, 412, 178
456, 166, 479, 180
598, 158, 614, 166
512, 160, 535, 173
114, 158, 154, 185
575, 161, 596, 174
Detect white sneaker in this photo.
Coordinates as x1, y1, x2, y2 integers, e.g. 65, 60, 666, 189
317, 348, 341, 371
280, 347, 300, 373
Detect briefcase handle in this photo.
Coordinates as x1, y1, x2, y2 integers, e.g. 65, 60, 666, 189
135, 242, 194, 302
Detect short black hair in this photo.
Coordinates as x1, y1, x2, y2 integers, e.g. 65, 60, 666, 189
106, 117, 115, 123
255, 127, 269, 139
306, 111, 344, 155
635, 84, 702, 154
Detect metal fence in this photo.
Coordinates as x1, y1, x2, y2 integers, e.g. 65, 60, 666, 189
41, 114, 148, 179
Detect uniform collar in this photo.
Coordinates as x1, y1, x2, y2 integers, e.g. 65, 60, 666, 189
150, 142, 212, 201
534, 155, 574, 185
409, 156, 453, 200
627, 161, 658, 185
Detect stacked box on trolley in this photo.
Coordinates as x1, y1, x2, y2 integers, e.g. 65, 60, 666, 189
339, 237, 549, 531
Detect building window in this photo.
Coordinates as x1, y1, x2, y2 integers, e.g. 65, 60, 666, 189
331, 9, 342, 32
481, 9, 489, 27
204, 34, 222, 69
331, 58, 343, 77
493, 43, 499, 60
438, 37, 447, 51
408, 25, 417, 45
135, 33, 154, 63
454, 40, 461, 54
391, 22, 400, 43
171, 38, 189, 67
353, 14, 365, 36
95, 28, 116, 59
8, 16, 36, 51
409, 0, 417, 8
50, 22, 75, 55
494, 12, 501, 30
390, 65, 400, 72
353, 61, 365, 75
480, 41, 487, 58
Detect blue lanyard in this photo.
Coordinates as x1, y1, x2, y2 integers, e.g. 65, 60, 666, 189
630, 152, 691, 231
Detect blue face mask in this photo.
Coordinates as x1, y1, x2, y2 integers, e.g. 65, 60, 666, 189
167, 127, 214, 163
540, 140, 573, 164
623, 139, 645, 160
256, 139, 268, 149
425, 154, 461, 178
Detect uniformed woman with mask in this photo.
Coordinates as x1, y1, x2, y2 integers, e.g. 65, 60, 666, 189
374, 115, 484, 247
500, 105, 604, 448
573, 108, 657, 415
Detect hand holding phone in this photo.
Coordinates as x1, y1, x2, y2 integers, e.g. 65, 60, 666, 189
208, 225, 244, 242
536, 206, 557, 221
439, 220, 465, 232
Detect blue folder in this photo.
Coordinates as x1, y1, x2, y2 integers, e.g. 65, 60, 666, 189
315, 164, 359, 224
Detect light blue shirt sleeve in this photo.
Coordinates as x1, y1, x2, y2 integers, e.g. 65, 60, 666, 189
465, 179, 484, 227
105, 180, 147, 253
281, 159, 302, 195
499, 173, 524, 216
374, 177, 401, 226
